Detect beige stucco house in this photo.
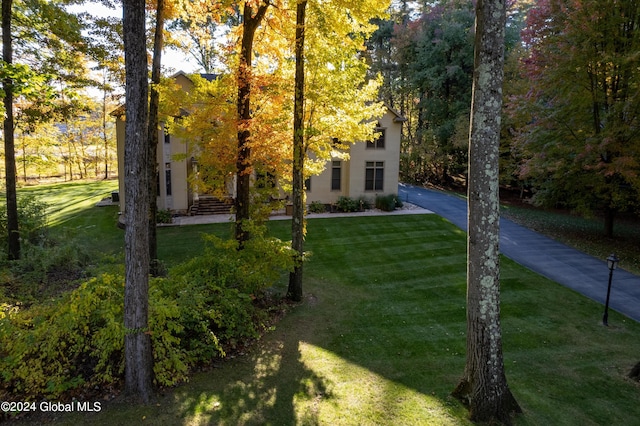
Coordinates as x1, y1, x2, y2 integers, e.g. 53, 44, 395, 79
113, 72, 208, 215
305, 107, 406, 206
113, 72, 406, 215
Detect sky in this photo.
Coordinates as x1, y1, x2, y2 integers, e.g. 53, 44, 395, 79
68, 2, 201, 75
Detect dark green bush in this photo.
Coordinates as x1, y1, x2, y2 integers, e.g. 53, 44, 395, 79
0, 194, 48, 250
335, 196, 361, 212
375, 194, 399, 212
12, 239, 90, 289
156, 209, 173, 224
309, 201, 326, 213
166, 232, 293, 351
358, 197, 372, 210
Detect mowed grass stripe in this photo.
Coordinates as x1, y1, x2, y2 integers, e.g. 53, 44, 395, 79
306, 215, 465, 292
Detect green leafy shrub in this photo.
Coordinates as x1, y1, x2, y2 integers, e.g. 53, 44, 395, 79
0, 194, 48, 249
12, 239, 90, 289
0, 274, 188, 400
0, 228, 294, 401
156, 209, 173, 224
167, 231, 294, 354
309, 201, 326, 213
0, 275, 122, 399
147, 278, 189, 386
0, 195, 94, 299
375, 194, 400, 212
335, 196, 361, 212
358, 197, 372, 210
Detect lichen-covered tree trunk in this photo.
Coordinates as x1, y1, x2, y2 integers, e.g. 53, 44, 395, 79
2, 0, 20, 261
452, 0, 521, 423
148, 0, 165, 276
123, 0, 153, 402
235, 2, 269, 246
288, 0, 307, 302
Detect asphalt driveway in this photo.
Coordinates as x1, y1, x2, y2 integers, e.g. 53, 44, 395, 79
399, 183, 640, 323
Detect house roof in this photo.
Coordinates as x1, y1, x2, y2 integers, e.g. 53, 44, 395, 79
200, 73, 218, 82
386, 104, 407, 123
109, 71, 217, 118
109, 104, 125, 118
171, 70, 219, 82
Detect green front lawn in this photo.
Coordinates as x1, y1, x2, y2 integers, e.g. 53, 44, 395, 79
19, 179, 122, 254
31, 212, 640, 426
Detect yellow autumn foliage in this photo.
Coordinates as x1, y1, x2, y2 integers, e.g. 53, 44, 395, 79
159, 0, 389, 199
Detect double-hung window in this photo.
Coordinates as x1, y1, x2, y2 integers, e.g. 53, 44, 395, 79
365, 161, 384, 191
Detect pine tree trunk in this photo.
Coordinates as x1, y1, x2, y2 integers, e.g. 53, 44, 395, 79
2, 0, 20, 261
123, 0, 153, 403
148, 0, 165, 276
452, 0, 520, 423
288, 0, 307, 302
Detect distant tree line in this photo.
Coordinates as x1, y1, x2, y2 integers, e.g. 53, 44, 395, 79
366, 0, 640, 235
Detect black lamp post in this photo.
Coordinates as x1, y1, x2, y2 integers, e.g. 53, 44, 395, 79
602, 253, 619, 326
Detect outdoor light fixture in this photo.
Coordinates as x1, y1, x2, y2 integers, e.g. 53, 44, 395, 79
607, 254, 619, 271
602, 253, 620, 326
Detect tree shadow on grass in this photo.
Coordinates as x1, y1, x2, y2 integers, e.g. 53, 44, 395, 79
175, 319, 331, 425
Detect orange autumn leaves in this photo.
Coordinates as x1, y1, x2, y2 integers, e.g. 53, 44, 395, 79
158, 0, 390, 198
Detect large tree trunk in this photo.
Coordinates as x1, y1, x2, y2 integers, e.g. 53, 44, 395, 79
288, 0, 307, 302
235, 2, 269, 246
452, 0, 520, 423
148, 0, 165, 276
122, 0, 153, 403
2, 0, 20, 260
629, 361, 640, 381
